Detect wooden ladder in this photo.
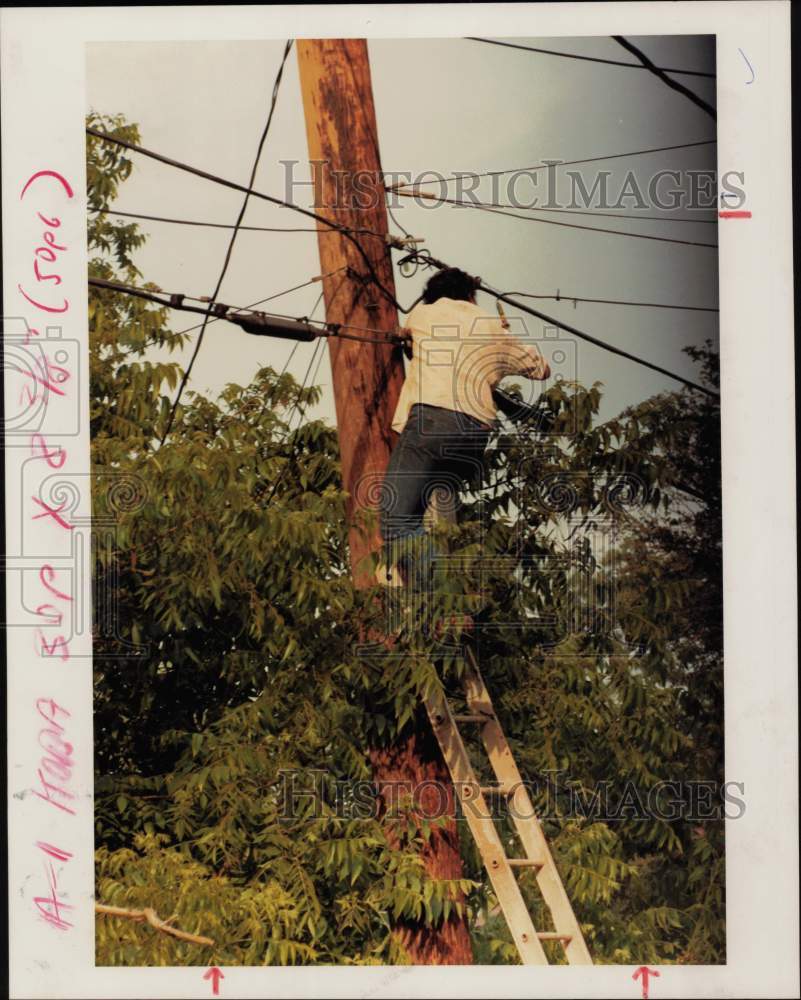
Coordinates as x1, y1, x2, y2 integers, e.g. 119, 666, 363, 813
380, 492, 591, 963
423, 644, 593, 965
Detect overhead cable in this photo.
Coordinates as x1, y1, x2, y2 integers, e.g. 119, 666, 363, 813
88, 275, 402, 346
612, 36, 717, 120
466, 36, 716, 78
391, 189, 718, 248
158, 39, 295, 446
396, 250, 719, 399
86, 126, 404, 313
388, 139, 717, 188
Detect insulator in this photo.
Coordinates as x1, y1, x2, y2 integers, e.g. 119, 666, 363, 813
229, 313, 319, 342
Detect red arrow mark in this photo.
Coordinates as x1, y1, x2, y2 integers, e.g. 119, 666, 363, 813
632, 965, 660, 999
203, 967, 224, 996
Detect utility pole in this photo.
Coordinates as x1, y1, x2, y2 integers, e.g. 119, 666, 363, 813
297, 39, 473, 964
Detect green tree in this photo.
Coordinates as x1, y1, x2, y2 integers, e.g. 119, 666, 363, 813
90, 116, 724, 966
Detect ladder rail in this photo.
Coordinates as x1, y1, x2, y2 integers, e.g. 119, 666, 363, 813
398, 495, 593, 965
422, 684, 550, 964
462, 646, 593, 965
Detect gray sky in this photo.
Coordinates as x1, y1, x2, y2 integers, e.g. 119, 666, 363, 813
87, 35, 718, 426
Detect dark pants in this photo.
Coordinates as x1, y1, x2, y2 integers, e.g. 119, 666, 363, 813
380, 404, 491, 587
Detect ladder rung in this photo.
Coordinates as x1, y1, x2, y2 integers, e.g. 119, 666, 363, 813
423, 645, 593, 966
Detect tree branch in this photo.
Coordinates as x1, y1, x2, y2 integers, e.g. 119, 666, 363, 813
95, 902, 214, 946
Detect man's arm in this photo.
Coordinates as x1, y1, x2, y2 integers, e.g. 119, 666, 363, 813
492, 386, 554, 429
506, 337, 551, 380
482, 312, 550, 380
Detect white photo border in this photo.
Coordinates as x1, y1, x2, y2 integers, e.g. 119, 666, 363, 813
2, 3, 797, 998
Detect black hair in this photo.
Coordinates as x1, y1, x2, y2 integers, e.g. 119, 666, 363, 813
421, 267, 479, 305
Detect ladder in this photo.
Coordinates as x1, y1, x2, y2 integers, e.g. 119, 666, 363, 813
379, 491, 591, 964
422, 644, 593, 966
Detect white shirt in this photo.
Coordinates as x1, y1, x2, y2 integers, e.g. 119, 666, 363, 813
391, 298, 548, 433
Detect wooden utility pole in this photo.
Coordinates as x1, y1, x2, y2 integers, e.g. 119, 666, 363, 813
297, 39, 473, 964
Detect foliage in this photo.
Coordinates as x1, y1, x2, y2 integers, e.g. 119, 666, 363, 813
90, 116, 725, 966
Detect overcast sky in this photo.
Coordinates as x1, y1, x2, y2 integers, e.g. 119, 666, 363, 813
86, 34, 718, 426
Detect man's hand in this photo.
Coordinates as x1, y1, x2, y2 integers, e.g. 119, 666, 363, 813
399, 327, 413, 359
522, 345, 550, 380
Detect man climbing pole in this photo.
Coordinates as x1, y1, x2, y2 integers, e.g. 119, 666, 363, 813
380, 266, 551, 596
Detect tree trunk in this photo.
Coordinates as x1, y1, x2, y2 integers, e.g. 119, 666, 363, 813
370, 709, 473, 964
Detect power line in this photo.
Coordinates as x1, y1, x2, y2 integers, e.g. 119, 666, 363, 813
86, 145, 716, 396
279, 340, 301, 378
89, 275, 402, 346
89, 276, 312, 339
310, 336, 329, 387
393, 189, 718, 249
92, 207, 317, 234
290, 275, 347, 400
490, 283, 719, 397
466, 36, 716, 79
85, 128, 404, 314
89, 207, 388, 240
87, 129, 715, 312
103, 198, 715, 232
485, 286, 719, 398
389, 138, 716, 188
157, 296, 294, 347
91, 269, 344, 323
612, 36, 716, 121
89, 276, 235, 318
260, 274, 351, 507
158, 39, 294, 447
396, 249, 719, 399
274, 341, 323, 453
500, 290, 719, 313
255, 338, 325, 508
383, 182, 415, 240
93, 264, 716, 397
388, 194, 717, 225
148, 271, 349, 349
279, 282, 329, 378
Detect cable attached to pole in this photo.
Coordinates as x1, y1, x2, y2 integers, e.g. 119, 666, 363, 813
89, 276, 404, 346
85, 127, 404, 314
391, 188, 717, 249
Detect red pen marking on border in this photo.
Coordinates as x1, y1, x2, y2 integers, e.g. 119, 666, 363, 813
33, 699, 76, 813
33, 840, 74, 930
633, 965, 660, 999
20, 169, 74, 201
203, 967, 224, 995
718, 210, 752, 218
